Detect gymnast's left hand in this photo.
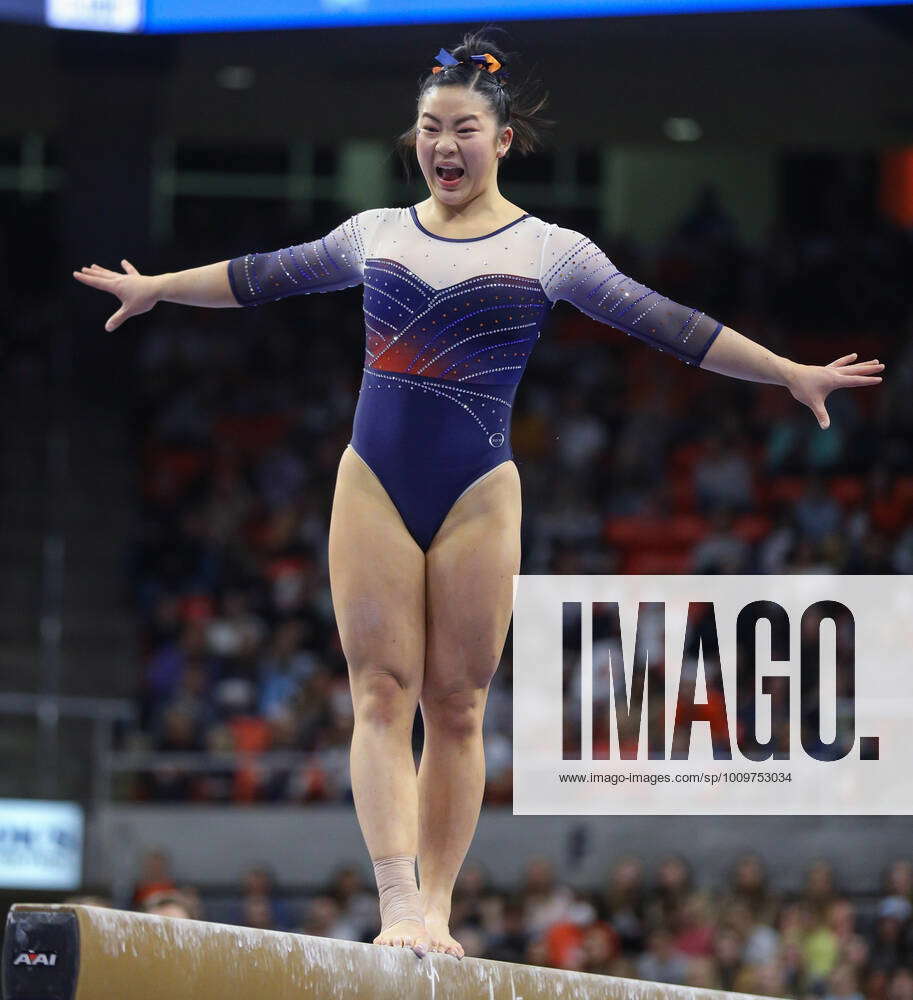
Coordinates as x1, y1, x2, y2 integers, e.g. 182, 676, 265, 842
784, 352, 884, 430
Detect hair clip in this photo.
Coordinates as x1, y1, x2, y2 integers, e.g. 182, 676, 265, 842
431, 48, 502, 75
470, 53, 502, 74
432, 47, 460, 73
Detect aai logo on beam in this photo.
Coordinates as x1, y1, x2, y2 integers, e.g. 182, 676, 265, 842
13, 953, 58, 967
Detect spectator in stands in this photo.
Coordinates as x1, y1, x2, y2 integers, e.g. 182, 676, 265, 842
749, 958, 791, 999
487, 896, 532, 964
131, 848, 178, 908
649, 855, 694, 927
178, 884, 205, 920
726, 853, 778, 926
757, 504, 798, 574
326, 865, 379, 943
299, 894, 361, 941
870, 897, 911, 974
824, 962, 866, 1000
803, 860, 839, 916
142, 889, 195, 919
148, 705, 205, 801
671, 892, 716, 958
888, 968, 913, 1000
636, 927, 689, 985
719, 896, 781, 976
542, 891, 617, 972
694, 432, 754, 515
257, 617, 319, 719
233, 866, 293, 932
685, 955, 724, 989
604, 855, 647, 955
794, 473, 843, 546
884, 860, 913, 904
691, 508, 751, 574
554, 388, 608, 472
714, 925, 747, 992
519, 857, 574, 937
802, 901, 843, 992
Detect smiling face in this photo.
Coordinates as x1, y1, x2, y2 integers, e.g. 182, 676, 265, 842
415, 84, 512, 207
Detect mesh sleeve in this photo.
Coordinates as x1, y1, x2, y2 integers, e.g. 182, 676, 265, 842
540, 225, 723, 367
227, 212, 367, 307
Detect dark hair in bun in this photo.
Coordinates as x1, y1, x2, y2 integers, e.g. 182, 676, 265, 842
394, 25, 554, 183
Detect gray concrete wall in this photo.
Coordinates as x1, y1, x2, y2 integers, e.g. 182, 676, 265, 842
88, 806, 912, 896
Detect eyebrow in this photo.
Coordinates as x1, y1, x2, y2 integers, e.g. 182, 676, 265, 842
420, 113, 480, 125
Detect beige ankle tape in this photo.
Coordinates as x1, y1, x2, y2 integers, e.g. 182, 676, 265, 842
373, 855, 424, 929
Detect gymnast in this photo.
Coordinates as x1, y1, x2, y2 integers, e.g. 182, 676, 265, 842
72, 28, 884, 962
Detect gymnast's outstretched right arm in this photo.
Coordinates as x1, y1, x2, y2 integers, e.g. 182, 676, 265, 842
71, 213, 367, 331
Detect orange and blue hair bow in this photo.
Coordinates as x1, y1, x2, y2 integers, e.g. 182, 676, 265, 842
432, 47, 502, 75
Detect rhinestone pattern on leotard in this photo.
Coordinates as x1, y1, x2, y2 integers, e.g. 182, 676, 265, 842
228, 207, 725, 444
540, 228, 722, 366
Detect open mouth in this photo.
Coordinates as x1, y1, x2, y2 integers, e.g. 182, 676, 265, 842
435, 165, 465, 184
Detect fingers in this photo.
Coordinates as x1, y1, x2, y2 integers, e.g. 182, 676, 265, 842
829, 354, 885, 372
831, 360, 884, 388
72, 262, 135, 279
72, 266, 118, 290
814, 406, 830, 430
105, 309, 126, 332
835, 368, 884, 385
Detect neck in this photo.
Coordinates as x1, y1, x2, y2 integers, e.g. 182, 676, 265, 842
422, 184, 513, 224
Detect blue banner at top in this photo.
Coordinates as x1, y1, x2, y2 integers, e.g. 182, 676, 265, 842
35, 0, 913, 35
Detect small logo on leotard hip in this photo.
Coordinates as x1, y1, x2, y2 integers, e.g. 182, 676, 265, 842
489, 432, 505, 448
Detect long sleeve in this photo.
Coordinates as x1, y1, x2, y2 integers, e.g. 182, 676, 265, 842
540, 224, 723, 367
227, 212, 367, 307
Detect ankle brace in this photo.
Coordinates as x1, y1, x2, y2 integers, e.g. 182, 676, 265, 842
373, 855, 424, 929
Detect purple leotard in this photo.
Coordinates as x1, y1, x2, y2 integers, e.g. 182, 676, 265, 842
228, 207, 722, 549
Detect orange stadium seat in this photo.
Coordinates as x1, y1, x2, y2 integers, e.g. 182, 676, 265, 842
622, 549, 693, 574
830, 475, 865, 507
761, 475, 807, 505
212, 412, 292, 455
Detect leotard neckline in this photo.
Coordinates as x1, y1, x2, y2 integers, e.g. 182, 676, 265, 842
409, 205, 531, 243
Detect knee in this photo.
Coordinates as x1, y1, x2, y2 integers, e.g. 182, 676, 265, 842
422, 687, 488, 741
351, 667, 417, 729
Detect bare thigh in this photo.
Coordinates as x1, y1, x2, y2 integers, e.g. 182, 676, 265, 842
329, 446, 426, 695
422, 461, 522, 708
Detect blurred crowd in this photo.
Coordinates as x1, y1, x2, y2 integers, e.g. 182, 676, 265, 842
121, 187, 913, 801
68, 850, 913, 1000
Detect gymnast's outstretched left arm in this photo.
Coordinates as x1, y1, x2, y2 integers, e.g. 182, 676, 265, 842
540, 223, 885, 430
699, 326, 883, 430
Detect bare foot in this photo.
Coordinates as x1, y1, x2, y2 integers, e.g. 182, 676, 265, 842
423, 905, 464, 959
373, 919, 430, 958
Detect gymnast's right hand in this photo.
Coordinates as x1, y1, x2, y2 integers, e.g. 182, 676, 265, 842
71, 258, 160, 332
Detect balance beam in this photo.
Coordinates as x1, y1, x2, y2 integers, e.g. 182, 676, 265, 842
2, 903, 768, 1000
